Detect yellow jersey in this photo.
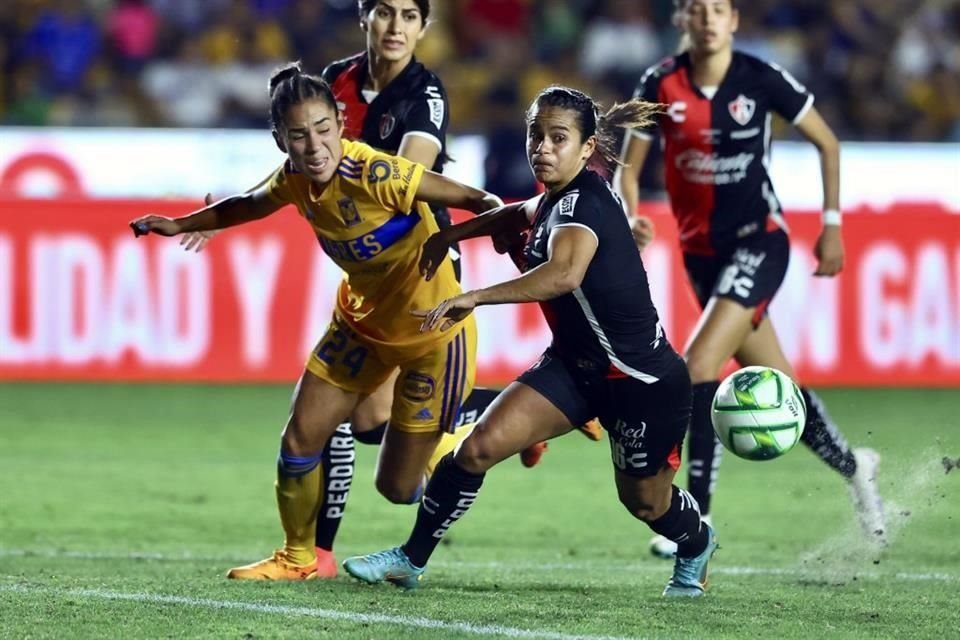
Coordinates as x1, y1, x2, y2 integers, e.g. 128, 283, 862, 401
263, 139, 464, 364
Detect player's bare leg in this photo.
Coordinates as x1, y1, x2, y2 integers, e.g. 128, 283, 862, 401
228, 370, 359, 580
313, 369, 399, 577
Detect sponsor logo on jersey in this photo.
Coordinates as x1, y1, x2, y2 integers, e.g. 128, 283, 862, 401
675, 150, 755, 185
379, 113, 396, 139
425, 85, 445, 129
368, 159, 392, 184
667, 101, 687, 123
402, 371, 436, 401
559, 191, 579, 217
337, 197, 362, 227
728, 94, 756, 126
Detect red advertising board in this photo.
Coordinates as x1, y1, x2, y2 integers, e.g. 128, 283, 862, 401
1, 199, 957, 386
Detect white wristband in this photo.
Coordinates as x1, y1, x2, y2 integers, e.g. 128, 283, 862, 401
822, 209, 842, 226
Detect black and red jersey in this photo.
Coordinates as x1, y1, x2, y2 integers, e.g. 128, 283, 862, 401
633, 51, 814, 256
322, 52, 449, 175
523, 169, 673, 383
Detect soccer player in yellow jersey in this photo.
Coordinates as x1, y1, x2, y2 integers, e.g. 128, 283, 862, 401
129, 62, 503, 580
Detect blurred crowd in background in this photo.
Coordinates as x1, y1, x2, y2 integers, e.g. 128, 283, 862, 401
1, 0, 959, 143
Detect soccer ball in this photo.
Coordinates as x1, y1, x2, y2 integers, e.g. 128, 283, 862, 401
710, 366, 806, 461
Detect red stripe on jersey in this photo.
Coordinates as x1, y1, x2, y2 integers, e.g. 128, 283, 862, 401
606, 363, 630, 379
331, 62, 368, 141
666, 443, 682, 471
660, 65, 716, 256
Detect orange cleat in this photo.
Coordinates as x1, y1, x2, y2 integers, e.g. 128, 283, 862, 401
315, 547, 338, 579
520, 441, 548, 468
578, 418, 604, 442
226, 550, 318, 580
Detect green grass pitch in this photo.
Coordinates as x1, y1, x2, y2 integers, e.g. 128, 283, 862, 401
1, 384, 958, 639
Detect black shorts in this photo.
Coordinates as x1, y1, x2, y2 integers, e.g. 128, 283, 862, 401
518, 349, 692, 478
684, 229, 789, 328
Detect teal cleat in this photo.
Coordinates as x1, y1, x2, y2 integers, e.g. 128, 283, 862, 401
662, 523, 718, 598
342, 547, 425, 589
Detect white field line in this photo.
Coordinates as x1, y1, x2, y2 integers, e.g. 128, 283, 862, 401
1, 548, 958, 583
0, 584, 641, 640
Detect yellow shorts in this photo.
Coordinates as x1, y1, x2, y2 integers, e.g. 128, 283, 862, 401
306, 314, 476, 434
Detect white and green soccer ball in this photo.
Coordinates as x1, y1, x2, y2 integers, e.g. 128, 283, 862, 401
711, 366, 806, 461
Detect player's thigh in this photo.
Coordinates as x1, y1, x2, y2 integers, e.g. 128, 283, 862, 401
283, 369, 361, 456
734, 316, 797, 379
295, 315, 393, 452
350, 369, 401, 432
684, 231, 790, 381
684, 298, 756, 382
600, 355, 691, 518
456, 380, 577, 473
453, 348, 592, 468
375, 319, 477, 491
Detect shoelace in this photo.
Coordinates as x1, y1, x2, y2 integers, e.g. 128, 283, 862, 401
671, 554, 704, 586
366, 548, 409, 570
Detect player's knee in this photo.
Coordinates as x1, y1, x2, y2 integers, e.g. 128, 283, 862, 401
350, 403, 391, 433
374, 475, 421, 505
618, 485, 671, 522
280, 412, 323, 457
453, 434, 498, 474
684, 353, 722, 384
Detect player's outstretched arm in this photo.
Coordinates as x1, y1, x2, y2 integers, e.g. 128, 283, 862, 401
414, 170, 504, 215
130, 189, 282, 239
418, 198, 535, 280
794, 106, 844, 276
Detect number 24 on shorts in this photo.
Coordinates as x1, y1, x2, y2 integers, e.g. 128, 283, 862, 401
315, 329, 369, 378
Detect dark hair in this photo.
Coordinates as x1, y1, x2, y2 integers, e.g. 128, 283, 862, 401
525, 86, 662, 171
268, 61, 338, 130
358, 0, 430, 21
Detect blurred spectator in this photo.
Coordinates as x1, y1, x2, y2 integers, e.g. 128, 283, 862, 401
0, 0, 954, 142
20, 1, 101, 93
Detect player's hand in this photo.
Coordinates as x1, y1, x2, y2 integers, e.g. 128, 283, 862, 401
419, 231, 452, 281
813, 224, 844, 276
630, 215, 655, 252
179, 193, 220, 252
130, 215, 182, 237
412, 291, 478, 332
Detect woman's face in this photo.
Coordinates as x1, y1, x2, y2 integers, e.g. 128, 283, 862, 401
680, 0, 738, 55
526, 105, 595, 190
280, 98, 344, 185
363, 0, 426, 64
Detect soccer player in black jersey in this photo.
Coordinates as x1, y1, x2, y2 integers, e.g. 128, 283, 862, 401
616, 0, 885, 558
343, 86, 719, 598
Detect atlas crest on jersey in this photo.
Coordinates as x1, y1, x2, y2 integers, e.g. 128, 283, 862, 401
728, 94, 756, 126
379, 113, 396, 139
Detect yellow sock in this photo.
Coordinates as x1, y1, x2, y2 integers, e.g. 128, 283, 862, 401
426, 422, 475, 477
275, 463, 323, 566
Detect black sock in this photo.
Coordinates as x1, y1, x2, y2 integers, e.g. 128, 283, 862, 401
314, 424, 355, 551
687, 381, 721, 515
649, 486, 709, 558
799, 387, 856, 478
455, 387, 500, 427
402, 453, 484, 568
352, 421, 387, 445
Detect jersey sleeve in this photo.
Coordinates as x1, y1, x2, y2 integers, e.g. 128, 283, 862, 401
553, 190, 602, 247
762, 60, 815, 124
399, 82, 449, 151
629, 65, 664, 140
261, 163, 294, 205
357, 149, 426, 215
